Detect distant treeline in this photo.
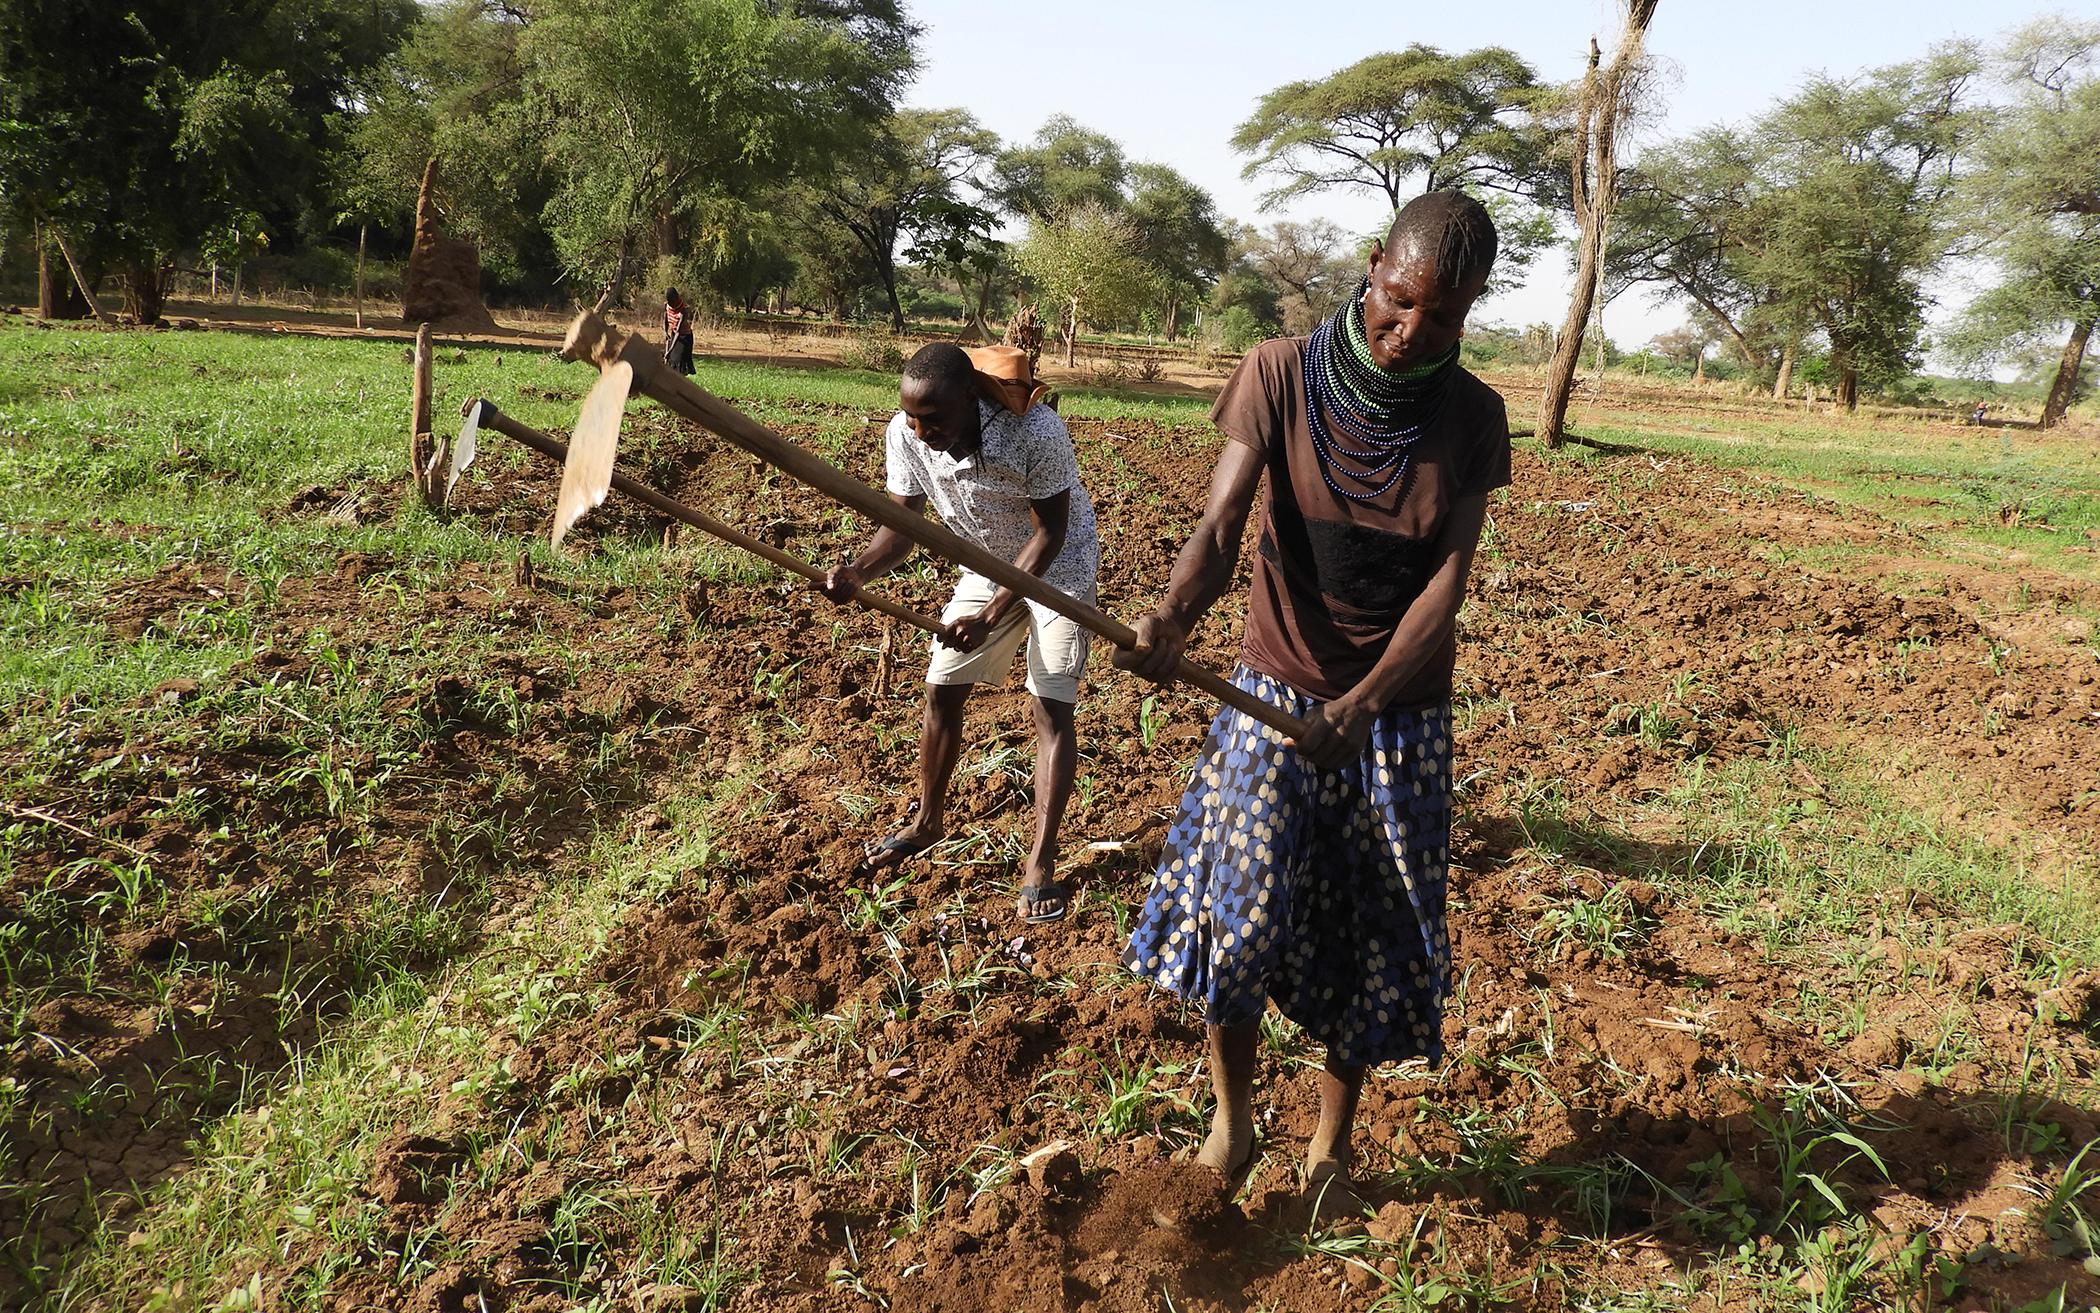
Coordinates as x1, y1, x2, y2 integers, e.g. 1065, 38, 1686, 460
1, 4, 2093, 416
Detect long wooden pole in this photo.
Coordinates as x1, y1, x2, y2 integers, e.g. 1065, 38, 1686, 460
557, 309, 1312, 741
51, 230, 114, 326
470, 400, 950, 640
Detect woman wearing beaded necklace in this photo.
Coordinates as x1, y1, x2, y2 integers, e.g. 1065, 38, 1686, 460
1116, 190, 1509, 1203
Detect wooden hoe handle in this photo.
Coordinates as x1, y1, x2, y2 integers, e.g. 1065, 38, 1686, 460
558, 311, 1314, 743
470, 400, 949, 640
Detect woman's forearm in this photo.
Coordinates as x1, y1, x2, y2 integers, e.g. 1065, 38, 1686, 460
1157, 514, 1245, 635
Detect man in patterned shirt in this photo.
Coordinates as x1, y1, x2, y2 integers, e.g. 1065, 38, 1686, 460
820, 343, 1099, 922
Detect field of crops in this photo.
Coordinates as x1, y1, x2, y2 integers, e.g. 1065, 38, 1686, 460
3, 315, 2097, 1311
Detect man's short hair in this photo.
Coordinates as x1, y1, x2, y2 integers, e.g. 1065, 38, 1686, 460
902, 342, 976, 396
1385, 190, 1499, 290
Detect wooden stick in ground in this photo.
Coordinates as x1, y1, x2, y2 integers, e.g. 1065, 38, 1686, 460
467, 400, 950, 640
410, 322, 436, 503
556, 310, 1314, 742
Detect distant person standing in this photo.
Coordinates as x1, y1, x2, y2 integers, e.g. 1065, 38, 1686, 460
663, 288, 696, 376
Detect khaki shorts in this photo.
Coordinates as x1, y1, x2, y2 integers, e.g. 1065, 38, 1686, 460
925, 571, 1092, 704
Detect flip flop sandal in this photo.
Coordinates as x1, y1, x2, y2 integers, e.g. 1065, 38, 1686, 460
861, 832, 940, 870
1015, 876, 1069, 924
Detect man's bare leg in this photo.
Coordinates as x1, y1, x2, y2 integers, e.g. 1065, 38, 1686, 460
1017, 694, 1076, 919
1198, 1021, 1259, 1179
868, 682, 971, 868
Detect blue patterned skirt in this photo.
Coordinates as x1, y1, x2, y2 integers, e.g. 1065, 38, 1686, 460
1122, 665, 1452, 1067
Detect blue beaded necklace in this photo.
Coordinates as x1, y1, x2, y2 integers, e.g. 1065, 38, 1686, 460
1300, 283, 1458, 503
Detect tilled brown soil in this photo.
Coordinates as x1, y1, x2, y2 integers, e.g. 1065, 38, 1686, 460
13, 406, 2100, 1309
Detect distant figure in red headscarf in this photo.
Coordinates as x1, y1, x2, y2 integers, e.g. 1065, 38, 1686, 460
663, 288, 695, 376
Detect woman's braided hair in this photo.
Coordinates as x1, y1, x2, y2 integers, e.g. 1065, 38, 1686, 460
1383, 190, 1499, 290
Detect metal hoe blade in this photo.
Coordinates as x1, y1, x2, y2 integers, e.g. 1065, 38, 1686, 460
448, 400, 481, 502
551, 360, 633, 548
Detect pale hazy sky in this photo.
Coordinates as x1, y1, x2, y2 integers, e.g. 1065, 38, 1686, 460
900, 0, 2088, 354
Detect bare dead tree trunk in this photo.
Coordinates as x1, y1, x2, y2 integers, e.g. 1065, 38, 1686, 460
2042, 315, 2093, 429
1590, 219, 1610, 377
1536, 0, 1660, 448
972, 267, 995, 338
355, 223, 368, 330
1063, 296, 1079, 368
1772, 342, 1795, 400
1538, 41, 1605, 448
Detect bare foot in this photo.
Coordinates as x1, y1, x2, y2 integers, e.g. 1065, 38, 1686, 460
1302, 1151, 1362, 1224
1196, 1109, 1256, 1187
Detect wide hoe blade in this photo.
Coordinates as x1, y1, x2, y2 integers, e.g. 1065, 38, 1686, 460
552, 361, 633, 548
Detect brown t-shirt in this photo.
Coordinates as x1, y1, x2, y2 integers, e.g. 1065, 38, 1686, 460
1212, 337, 1511, 707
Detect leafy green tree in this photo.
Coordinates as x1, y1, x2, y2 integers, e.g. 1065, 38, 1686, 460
1947, 17, 2100, 427
342, 0, 553, 287
1125, 163, 1229, 340
991, 116, 1128, 224
522, 0, 916, 303
1611, 128, 1788, 377
1232, 45, 1549, 212
911, 229, 1010, 338
1013, 202, 1156, 366
807, 107, 998, 331
1614, 46, 1978, 410
785, 210, 884, 319
0, 0, 415, 321
1749, 46, 1980, 409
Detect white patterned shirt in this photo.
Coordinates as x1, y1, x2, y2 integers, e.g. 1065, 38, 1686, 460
883, 399, 1099, 599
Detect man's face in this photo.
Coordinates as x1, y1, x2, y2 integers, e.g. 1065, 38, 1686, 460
899, 378, 979, 454
1360, 240, 1485, 372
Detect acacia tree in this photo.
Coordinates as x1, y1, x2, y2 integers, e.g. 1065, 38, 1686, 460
1537, 0, 1661, 448
1232, 45, 1549, 212
1610, 129, 1780, 376
1240, 219, 1358, 335
1948, 18, 2100, 427
991, 116, 1128, 224
1615, 47, 1978, 410
1013, 203, 1156, 366
1126, 163, 1230, 340
1749, 47, 1980, 409
0, 0, 414, 322
807, 107, 998, 331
